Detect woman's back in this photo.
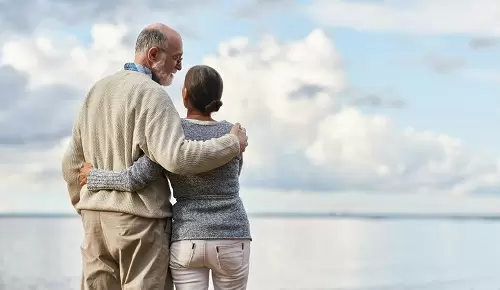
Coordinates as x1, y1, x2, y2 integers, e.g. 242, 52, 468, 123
169, 118, 251, 242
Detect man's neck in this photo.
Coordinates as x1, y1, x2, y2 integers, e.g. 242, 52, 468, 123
129, 58, 159, 83
133, 56, 152, 70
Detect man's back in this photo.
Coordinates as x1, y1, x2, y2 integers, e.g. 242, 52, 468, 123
77, 70, 172, 218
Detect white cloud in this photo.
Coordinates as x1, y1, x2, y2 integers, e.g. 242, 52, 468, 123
1, 24, 130, 89
0, 24, 131, 212
307, 0, 500, 36
1, 19, 500, 216
202, 29, 500, 194
305, 109, 500, 194
0, 0, 212, 37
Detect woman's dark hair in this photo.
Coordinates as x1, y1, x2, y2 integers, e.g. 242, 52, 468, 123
184, 65, 223, 115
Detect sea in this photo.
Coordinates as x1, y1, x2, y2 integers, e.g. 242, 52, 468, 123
1, 215, 500, 290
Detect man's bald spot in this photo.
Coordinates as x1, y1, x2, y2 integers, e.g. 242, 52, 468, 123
144, 23, 181, 43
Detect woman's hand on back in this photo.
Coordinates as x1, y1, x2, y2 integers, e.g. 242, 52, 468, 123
79, 162, 94, 186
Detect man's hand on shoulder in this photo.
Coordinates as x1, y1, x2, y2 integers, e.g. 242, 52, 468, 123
230, 123, 248, 153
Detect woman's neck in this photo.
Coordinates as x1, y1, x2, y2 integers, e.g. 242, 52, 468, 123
186, 110, 214, 121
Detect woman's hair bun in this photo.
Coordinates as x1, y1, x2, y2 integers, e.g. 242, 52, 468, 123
204, 100, 223, 113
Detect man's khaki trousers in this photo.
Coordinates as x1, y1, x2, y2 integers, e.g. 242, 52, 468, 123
79, 210, 173, 290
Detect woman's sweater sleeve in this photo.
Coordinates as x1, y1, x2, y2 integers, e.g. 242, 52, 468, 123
86, 155, 164, 192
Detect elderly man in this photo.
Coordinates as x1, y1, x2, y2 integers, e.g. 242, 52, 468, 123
62, 23, 248, 290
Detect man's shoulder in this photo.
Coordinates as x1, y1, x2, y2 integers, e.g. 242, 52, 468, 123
92, 70, 169, 104
98, 70, 162, 90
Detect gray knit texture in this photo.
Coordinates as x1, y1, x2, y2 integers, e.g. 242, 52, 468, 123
87, 118, 251, 241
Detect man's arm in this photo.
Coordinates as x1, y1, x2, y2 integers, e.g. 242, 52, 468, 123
61, 120, 85, 209
86, 155, 164, 192
140, 87, 244, 175
238, 155, 243, 176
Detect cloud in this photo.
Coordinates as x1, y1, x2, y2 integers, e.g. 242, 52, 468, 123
1, 24, 131, 89
0, 23, 135, 150
342, 88, 406, 109
307, 0, 500, 36
0, 19, 205, 212
202, 29, 500, 194
1, 17, 500, 208
423, 54, 466, 74
0, 64, 80, 147
0, 0, 213, 35
304, 109, 500, 194
234, 0, 296, 18
0, 23, 131, 205
469, 37, 499, 49
350, 95, 405, 109
0, 139, 70, 185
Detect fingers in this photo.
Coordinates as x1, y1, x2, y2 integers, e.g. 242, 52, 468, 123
79, 176, 87, 186
79, 163, 88, 186
236, 123, 248, 148
231, 122, 248, 153
236, 123, 247, 137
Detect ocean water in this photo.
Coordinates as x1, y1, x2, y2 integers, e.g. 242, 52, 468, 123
1, 216, 500, 290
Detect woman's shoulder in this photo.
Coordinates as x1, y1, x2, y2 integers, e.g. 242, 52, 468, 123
218, 120, 233, 130
181, 119, 233, 130
179, 119, 235, 139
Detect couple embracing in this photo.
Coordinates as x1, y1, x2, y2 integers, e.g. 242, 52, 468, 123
62, 23, 251, 290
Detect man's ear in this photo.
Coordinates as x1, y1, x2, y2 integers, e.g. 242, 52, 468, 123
147, 47, 160, 62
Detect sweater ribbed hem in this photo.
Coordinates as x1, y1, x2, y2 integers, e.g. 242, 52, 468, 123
75, 189, 172, 219
171, 235, 253, 242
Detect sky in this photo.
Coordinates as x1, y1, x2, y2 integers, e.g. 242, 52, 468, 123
1, 0, 500, 214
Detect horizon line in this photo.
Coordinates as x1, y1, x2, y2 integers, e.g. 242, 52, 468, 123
2, 212, 500, 221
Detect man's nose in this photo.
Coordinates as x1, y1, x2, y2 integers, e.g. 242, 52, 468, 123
175, 61, 182, 71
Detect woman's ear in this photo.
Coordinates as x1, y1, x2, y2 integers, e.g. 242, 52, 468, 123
182, 87, 188, 108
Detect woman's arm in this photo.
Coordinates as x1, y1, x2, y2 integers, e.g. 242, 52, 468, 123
83, 155, 164, 192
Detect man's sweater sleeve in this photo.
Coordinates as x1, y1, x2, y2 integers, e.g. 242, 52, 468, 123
86, 155, 164, 192
140, 88, 241, 175
61, 118, 85, 209
238, 155, 243, 176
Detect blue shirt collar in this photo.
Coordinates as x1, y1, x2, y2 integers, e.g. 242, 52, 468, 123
123, 63, 160, 84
